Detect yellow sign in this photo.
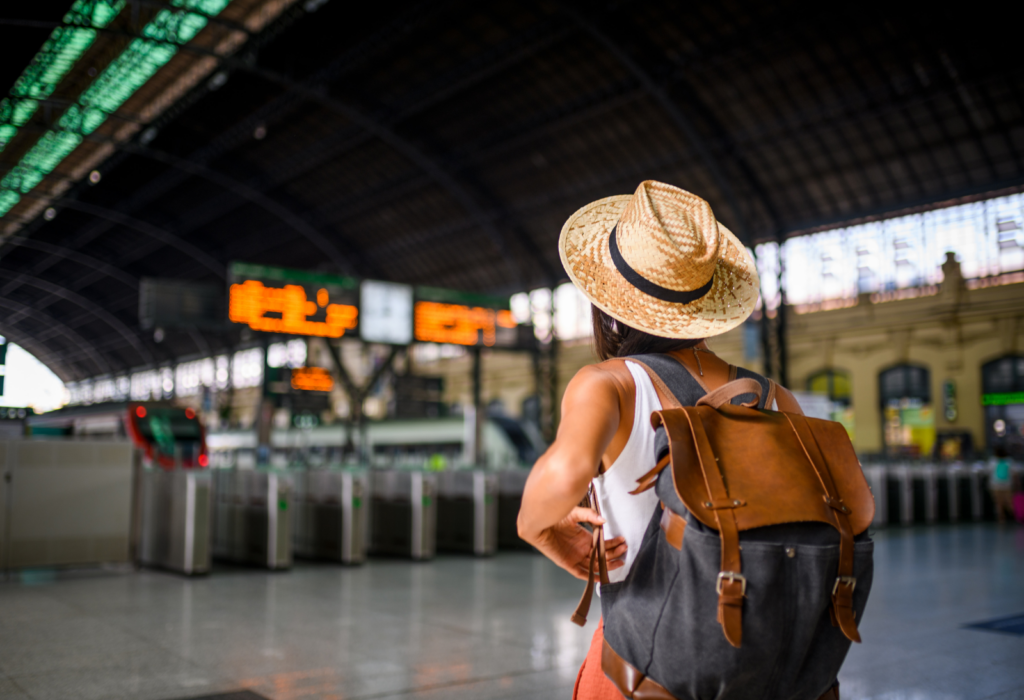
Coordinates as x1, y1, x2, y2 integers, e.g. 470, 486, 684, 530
229, 280, 358, 337
291, 367, 334, 392
414, 301, 516, 346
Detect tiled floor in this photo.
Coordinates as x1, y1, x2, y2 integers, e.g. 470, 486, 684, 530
1, 524, 1023, 700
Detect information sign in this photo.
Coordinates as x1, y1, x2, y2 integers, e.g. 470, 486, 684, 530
360, 280, 413, 345
291, 367, 334, 392
228, 263, 359, 338
982, 392, 1024, 406
413, 287, 517, 347
227, 263, 525, 347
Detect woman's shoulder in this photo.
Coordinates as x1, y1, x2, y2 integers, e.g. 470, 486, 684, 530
565, 359, 637, 400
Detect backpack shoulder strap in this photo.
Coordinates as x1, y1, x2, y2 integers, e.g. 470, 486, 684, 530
626, 353, 707, 409
732, 365, 772, 409
771, 381, 805, 415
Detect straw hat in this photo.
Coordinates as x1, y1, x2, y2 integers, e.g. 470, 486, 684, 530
559, 180, 760, 339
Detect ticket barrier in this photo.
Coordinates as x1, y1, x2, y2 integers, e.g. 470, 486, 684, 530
882, 464, 911, 526
944, 464, 983, 522
436, 470, 498, 556
862, 465, 887, 527
936, 464, 978, 523
291, 468, 368, 565
139, 464, 212, 575
211, 469, 291, 569
862, 462, 1005, 525
370, 470, 436, 560
497, 469, 532, 550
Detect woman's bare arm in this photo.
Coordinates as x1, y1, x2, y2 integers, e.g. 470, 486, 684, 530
516, 364, 629, 578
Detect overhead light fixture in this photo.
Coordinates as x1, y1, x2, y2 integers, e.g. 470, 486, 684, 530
207, 70, 229, 90
0, 0, 233, 218
0, 1, 125, 156
89, 170, 102, 184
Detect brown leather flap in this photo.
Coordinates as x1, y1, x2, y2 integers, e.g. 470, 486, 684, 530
651, 405, 874, 534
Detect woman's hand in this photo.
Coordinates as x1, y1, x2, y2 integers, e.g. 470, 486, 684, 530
530, 506, 628, 581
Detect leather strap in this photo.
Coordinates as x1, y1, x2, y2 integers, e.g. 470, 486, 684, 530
695, 378, 762, 409
631, 455, 670, 495
601, 639, 677, 699
570, 488, 610, 627
601, 638, 842, 700
771, 380, 805, 415
659, 502, 685, 550
785, 413, 861, 643
765, 378, 778, 411
682, 407, 745, 647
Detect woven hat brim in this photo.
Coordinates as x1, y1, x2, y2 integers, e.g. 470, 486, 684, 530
558, 194, 760, 339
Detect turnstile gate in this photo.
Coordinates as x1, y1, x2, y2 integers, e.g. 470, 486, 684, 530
497, 469, 532, 550
436, 470, 498, 556
862, 465, 887, 528
861, 462, 1004, 525
139, 466, 211, 575
370, 470, 436, 560
212, 469, 291, 569
291, 468, 368, 564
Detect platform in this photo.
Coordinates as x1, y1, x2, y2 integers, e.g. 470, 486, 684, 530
1, 524, 1022, 700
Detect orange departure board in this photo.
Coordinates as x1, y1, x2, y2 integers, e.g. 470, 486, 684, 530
229, 281, 358, 337
291, 367, 334, 392
227, 263, 523, 346
227, 263, 360, 338
414, 301, 517, 346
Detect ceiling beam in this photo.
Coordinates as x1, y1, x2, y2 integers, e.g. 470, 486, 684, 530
560, 3, 752, 239
0, 297, 111, 377
0, 270, 152, 366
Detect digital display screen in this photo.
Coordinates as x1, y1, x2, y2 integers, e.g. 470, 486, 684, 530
414, 301, 517, 347
227, 263, 522, 347
291, 367, 334, 392
228, 263, 359, 338
360, 280, 413, 345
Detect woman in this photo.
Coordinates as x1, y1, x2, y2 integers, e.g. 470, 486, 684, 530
517, 181, 797, 698
988, 446, 1015, 524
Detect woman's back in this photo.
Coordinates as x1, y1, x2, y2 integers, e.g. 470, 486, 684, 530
591, 352, 774, 582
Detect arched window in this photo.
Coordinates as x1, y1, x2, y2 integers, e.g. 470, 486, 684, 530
807, 368, 854, 438
981, 355, 1024, 458
879, 364, 934, 458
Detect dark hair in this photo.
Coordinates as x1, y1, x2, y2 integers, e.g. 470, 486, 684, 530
994, 446, 1009, 459
592, 306, 703, 361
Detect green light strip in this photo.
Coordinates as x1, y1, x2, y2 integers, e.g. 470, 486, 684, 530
0, 0, 231, 217
982, 392, 1024, 406
0, 1, 125, 154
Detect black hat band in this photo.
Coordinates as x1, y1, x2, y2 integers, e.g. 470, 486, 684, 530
609, 225, 715, 304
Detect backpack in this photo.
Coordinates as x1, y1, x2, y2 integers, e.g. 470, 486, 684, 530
571, 354, 875, 700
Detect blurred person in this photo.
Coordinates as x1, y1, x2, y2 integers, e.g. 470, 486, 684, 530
989, 446, 1015, 524
518, 182, 809, 699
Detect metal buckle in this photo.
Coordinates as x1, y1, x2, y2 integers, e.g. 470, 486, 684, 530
716, 571, 747, 595
832, 575, 857, 596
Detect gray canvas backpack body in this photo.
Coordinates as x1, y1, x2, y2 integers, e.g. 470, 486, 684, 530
571, 354, 875, 700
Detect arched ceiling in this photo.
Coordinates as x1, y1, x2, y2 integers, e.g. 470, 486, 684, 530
2, 0, 1023, 381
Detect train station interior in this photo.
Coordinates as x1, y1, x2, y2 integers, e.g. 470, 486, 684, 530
1, 1, 1023, 699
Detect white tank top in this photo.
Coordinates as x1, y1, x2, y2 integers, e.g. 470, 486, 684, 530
593, 361, 662, 583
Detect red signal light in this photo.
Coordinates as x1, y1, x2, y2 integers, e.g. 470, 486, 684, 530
136, 406, 147, 418
198, 454, 209, 467
185, 408, 195, 419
